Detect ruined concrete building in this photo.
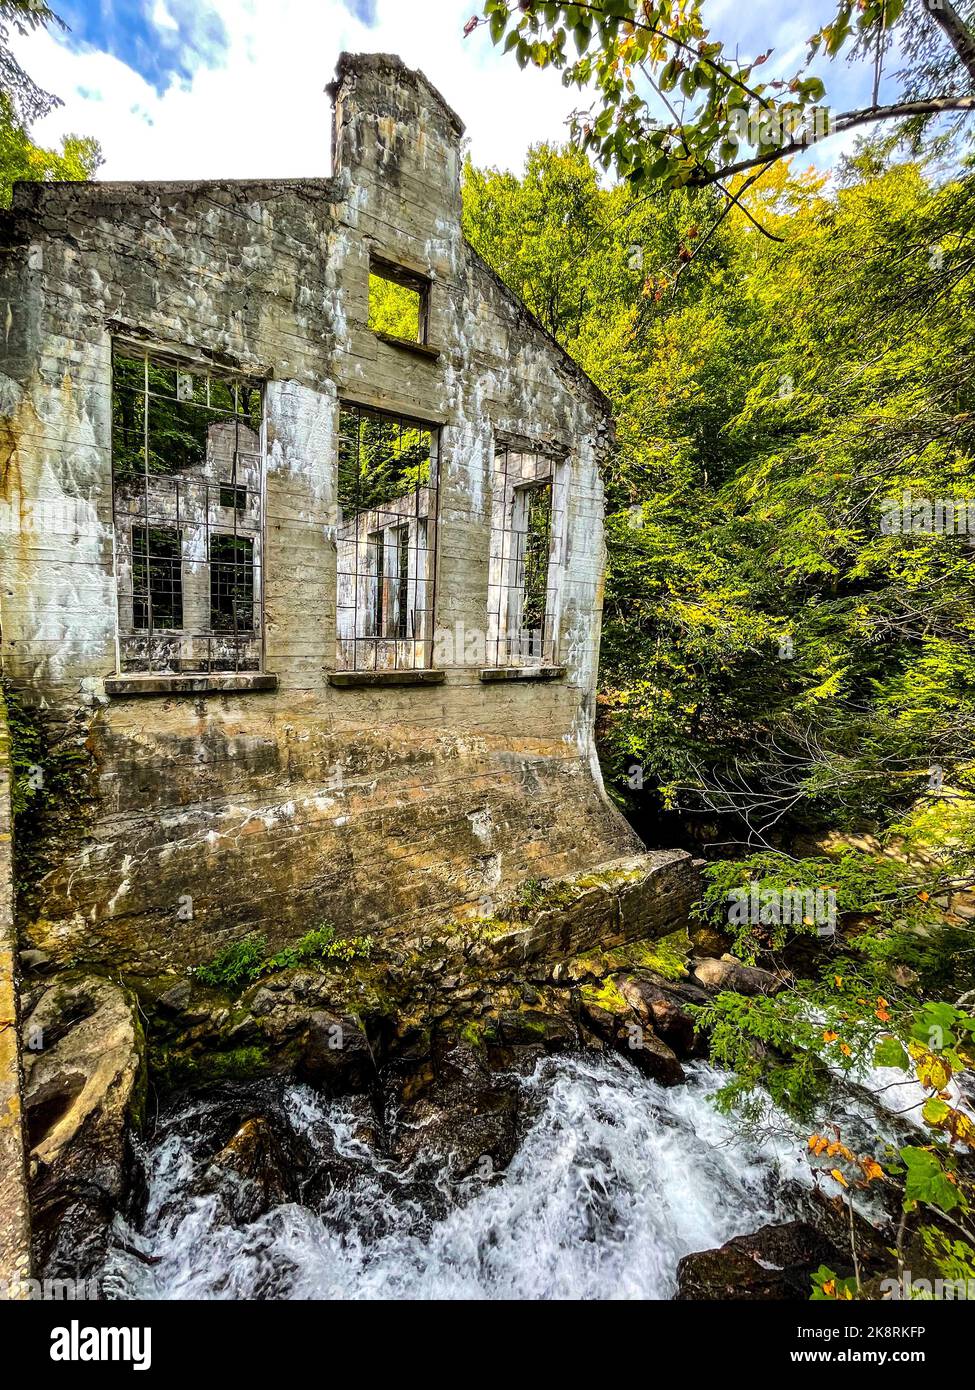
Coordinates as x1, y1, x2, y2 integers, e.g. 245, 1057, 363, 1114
0, 54, 696, 973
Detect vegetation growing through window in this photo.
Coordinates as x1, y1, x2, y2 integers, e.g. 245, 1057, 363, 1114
367, 261, 428, 342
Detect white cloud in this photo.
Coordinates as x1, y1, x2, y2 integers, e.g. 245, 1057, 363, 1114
13, 0, 582, 181
11, 0, 886, 185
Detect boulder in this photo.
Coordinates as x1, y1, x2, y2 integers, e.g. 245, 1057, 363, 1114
693, 956, 783, 996
579, 988, 685, 1086
296, 1010, 377, 1092
22, 974, 145, 1278
201, 1115, 303, 1223
390, 1041, 519, 1179
615, 973, 708, 1060
676, 1220, 844, 1299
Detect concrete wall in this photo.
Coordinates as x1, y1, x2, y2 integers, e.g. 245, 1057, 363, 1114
0, 693, 30, 1293
0, 53, 641, 974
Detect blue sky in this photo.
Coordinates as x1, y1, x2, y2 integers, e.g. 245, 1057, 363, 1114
13, 0, 894, 182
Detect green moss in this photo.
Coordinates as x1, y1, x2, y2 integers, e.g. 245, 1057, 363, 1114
580, 978, 630, 1014
459, 1019, 485, 1047
625, 928, 692, 981
150, 1042, 272, 1090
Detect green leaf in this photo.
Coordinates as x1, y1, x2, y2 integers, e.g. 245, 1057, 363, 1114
900, 1147, 961, 1214
873, 1036, 909, 1070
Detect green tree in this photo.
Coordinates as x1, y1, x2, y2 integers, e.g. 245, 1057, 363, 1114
470, 2, 975, 194
0, 3, 101, 206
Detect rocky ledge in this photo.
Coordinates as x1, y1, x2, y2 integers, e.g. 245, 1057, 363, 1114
15, 853, 807, 1286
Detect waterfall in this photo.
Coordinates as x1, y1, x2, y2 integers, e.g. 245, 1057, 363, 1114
101, 1053, 820, 1301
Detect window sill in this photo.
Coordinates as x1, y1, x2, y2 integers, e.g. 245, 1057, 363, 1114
372, 330, 441, 362
479, 666, 566, 683
104, 672, 278, 697
328, 669, 446, 688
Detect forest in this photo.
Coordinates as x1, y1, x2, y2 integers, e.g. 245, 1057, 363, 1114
462, 0, 975, 1296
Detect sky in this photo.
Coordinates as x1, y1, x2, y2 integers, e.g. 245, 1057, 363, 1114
11, 0, 895, 183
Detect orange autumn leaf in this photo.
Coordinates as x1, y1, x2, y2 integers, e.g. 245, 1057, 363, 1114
823, 1030, 839, 1044
861, 1158, 884, 1182
831, 1169, 848, 1188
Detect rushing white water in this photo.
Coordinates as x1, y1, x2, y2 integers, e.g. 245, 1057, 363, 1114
102, 1054, 822, 1301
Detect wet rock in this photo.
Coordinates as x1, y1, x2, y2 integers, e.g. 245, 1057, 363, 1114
493, 1008, 577, 1050
22, 974, 146, 1278
579, 988, 684, 1086
693, 956, 784, 996
296, 1010, 377, 1093
201, 1116, 303, 1223
390, 1041, 519, 1179
156, 980, 192, 1014
675, 1220, 844, 1299
615, 973, 707, 1060
19, 948, 52, 974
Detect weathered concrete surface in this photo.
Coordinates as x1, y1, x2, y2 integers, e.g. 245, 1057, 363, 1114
475, 851, 703, 966
0, 52, 646, 973
0, 692, 30, 1295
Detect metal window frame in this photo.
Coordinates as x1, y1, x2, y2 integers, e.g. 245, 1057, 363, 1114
335, 401, 441, 673
110, 341, 267, 675
487, 443, 568, 668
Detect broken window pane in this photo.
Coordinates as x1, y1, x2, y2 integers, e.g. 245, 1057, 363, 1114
336, 403, 438, 671
112, 344, 264, 673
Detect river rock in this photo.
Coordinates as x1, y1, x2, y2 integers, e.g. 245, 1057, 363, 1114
296, 1009, 377, 1092
615, 973, 708, 1060
675, 1220, 844, 1299
579, 991, 685, 1086
21, 974, 145, 1278
201, 1115, 303, 1223
390, 1041, 519, 1179
693, 956, 783, 996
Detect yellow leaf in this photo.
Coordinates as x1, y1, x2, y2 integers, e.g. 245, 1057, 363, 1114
831, 1169, 848, 1188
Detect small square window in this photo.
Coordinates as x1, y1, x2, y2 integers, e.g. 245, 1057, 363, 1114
368, 258, 429, 344
219, 484, 248, 511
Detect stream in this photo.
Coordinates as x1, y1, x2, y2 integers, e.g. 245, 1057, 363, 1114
100, 1053, 837, 1300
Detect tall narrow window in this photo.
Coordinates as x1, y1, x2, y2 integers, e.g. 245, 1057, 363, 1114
488, 445, 567, 667
111, 345, 264, 673
336, 404, 439, 671
132, 526, 183, 631
210, 534, 255, 634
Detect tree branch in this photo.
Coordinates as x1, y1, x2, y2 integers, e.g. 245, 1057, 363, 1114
922, 0, 975, 85
688, 96, 975, 186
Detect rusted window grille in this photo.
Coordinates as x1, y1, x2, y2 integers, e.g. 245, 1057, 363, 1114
111, 345, 264, 673
487, 445, 567, 666
336, 403, 439, 671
